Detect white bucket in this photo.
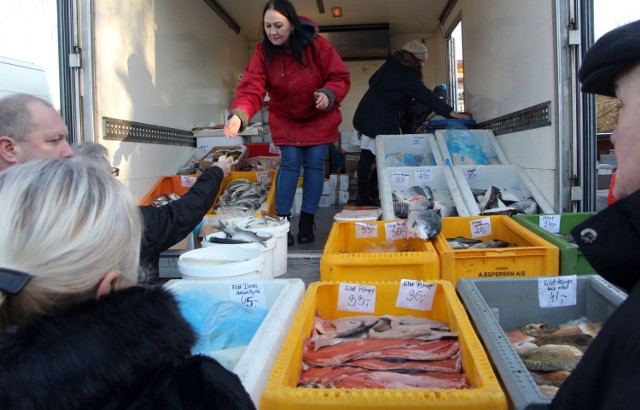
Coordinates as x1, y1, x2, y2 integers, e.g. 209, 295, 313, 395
202, 231, 276, 279
236, 217, 290, 277
178, 247, 264, 280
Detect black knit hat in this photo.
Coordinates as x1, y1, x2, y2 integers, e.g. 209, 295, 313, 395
579, 19, 640, 97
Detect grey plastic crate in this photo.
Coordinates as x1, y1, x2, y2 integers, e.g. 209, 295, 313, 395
456, 276, 626, 410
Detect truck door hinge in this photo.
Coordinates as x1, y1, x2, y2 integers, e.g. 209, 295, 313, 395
568, 30, 581, 46
68, 52, 82, 68
571, 186, 583, 201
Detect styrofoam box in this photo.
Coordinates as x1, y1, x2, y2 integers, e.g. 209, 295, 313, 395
435, 129, 509, 166
456, 276, 626, 410
378, 165, 470, 220
452, 165, 554, 215
164, 278, 305, 408
375, 134, 444, 170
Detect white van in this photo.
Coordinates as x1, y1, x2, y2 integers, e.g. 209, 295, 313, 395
0, 56, 52, 103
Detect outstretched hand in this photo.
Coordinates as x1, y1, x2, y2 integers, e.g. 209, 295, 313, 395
450, 111, 472, 120
224, 114, 241, 138
212, 156, 234, 177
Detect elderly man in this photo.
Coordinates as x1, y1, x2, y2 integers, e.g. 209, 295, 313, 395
551, 19, 640, 409
0, 93, 73, 169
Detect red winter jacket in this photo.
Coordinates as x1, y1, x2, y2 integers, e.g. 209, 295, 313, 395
230, 17, 350, 146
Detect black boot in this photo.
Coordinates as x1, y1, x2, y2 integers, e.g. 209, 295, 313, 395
278, 214, 294, 246
297, 211, 315, 244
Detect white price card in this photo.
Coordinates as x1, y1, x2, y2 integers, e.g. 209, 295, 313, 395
415, 168, 433, 184
229, 281, 267, 309
538, 275, 577, 308
539, 215, 561, 234
395, 279, 437, 311
391, 171, 410, 187
355, 222, 378, 239
464, 167, 481, 182
256, 171, 272, 184
470, 217, 492, 238
181, 175, 197, 188
411, 135, 426, 146
338, 283, 376, 313
385, 221, 408, 241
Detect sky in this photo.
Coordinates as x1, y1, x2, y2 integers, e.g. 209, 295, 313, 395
595, 0, 640, 39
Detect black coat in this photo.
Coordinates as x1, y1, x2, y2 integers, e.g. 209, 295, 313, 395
352, 51, 455, 138
139, 166, 225, 280
0, 286, 255, 410
551, 190, 640, 409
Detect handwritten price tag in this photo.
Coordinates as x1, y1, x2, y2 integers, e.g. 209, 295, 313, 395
538, 276, 577, 308
355, 222, 378, 239
415, 168, 433, 184
181, 175, 197, 188
411, 135, 426, 146
391, 171, 410, 187
396, 280, 437, 311
256, 172, 272, 184
338, 283, 376, 313
464, 167, 481, 182
539, 215, 561, 234
385, 221, 408, 241
229, 281, 267, 308
470, 217, 492, 238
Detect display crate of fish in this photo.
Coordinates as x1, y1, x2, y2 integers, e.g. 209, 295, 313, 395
378, 165, 471, 221
456, 276, 627, 409
374, 133, 445, 170
199, 144, 247, 170
433, 215, 559, 284
320, 220, 440, 282
451, 165, 555, 215
512, 213, 597, 276
139, 174, 200, 207
210, 171, 276, 217
164, 278, 305, 408
260, 280, 508, 409
435, 128, 509, 166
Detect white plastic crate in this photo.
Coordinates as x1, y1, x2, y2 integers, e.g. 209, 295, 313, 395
377, 165, 470, 220
452, 164, 554, 215
375, 133, 444, 170
436, 129, 510, 166
164, 278, 305, 408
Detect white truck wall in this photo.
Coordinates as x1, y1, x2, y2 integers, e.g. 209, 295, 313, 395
91, 0, 250, 200
444, 0, 558, 207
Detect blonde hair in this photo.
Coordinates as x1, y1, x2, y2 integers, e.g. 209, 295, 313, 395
0, 158, 142, 327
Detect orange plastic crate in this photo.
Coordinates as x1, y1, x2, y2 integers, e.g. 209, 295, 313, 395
139, 174, 199, 206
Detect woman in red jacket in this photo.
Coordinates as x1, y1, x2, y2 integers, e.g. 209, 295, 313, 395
224, 0, 350, 245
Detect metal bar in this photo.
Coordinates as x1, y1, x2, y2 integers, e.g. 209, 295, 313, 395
476, 102, 552, 136
103, 117, 196, 147
201, 0, 240, 34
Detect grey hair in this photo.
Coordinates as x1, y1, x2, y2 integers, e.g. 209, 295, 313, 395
74, 142, 112, 172
0, 157, 142, 327
0, 93, 55, 142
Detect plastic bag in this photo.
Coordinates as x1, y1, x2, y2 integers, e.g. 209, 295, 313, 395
176, 289, 268, 355
444, 122, 489, 165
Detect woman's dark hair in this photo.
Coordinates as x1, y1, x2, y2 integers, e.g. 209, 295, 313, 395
261, 0, 314, 66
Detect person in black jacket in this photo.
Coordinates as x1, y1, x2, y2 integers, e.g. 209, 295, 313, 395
0, 158, 255, 409
74, 142, 233, 282
551, 19, 640, 410
352, 40, 470, 206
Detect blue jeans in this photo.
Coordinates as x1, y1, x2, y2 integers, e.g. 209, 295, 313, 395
276, 144, 328, 216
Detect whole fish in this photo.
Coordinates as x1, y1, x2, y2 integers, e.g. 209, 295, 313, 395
216, 220, 270, 247
407, 209, 442, 240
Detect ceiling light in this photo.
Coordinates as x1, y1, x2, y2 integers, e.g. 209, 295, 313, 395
331, 7, 343, 17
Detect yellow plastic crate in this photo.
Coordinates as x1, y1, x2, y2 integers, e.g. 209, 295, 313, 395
433, 215, 559, 284
209, 170, 276, 216
260, 281, 508, 410
320, 220, 440, 282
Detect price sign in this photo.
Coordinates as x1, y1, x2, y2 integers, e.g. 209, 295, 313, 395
181, 175, 197, 188
411, 135, 426, 146
256, 171, 272, 184
464, 167, 481, 182
355, 222, 378, 238
338, 283, 376, 313
470, 217, 492, 238
229, 281, 267, 308
415, 168, 433, 184
538, 275, 577, 308
385, 221, 408, 241
391, 171, 410, 187
396, 279, 437, 311
539, 215, 561, 234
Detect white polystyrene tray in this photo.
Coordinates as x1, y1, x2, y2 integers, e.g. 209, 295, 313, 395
377, 165, 470, 220
375, 133, 444, 170
435, 129, 510, 166
164, 278, 305, 408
